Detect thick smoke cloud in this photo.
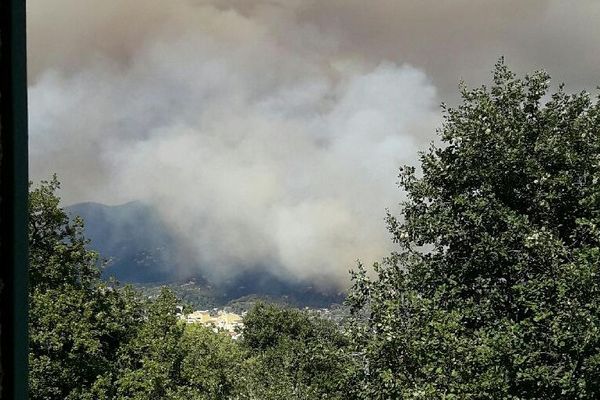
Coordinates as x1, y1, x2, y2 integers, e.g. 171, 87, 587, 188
28, 0, 600, 286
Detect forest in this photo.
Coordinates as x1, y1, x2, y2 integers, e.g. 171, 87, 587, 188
29, 63, 600, 399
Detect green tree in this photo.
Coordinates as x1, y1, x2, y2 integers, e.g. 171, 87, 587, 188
347, 61, 600, 399
28, 177, 146, 399
28, 175, 100, 291
240, 303, 356, 399
172, 324, 246, 399
115, 287, 186, 400
27, 177, 246, 400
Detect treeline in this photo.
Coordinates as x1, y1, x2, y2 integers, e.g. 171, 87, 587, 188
30, 62, 600, 399
29, 178, 356, 399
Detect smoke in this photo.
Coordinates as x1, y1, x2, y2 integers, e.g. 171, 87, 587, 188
27, 0, 600, 287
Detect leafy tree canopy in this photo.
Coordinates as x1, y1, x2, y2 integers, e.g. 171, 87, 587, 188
28, 60, 600, 400
28, 176, 146, 400
27, 178, 354, 399
241, 302, 357, 399
347, 60, 600, 399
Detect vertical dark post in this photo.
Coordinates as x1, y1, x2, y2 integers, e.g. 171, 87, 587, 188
0, 0, 29, 398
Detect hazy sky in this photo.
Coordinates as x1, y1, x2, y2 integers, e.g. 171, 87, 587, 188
27, 0, 600, 286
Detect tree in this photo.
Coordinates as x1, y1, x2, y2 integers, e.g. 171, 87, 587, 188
28, 177, 150, 399
347, 60, 600, 399
28, 175, 100, 291
240, 303, 357, 399
115, 287, 186, 400
27, 177, 246, 400
173, 324, 246, 399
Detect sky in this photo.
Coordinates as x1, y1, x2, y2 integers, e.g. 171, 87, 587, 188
27, 0, 600, 287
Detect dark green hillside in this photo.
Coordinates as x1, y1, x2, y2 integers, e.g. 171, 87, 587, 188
66, 201, 180, 283
68, 201, 346, 308
137, 275, 345, 312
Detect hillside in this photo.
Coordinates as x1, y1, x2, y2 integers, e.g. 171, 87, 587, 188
67, 201, 345, 308
66, 201, 180, 283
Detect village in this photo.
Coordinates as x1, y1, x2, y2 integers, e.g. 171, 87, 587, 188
179, 308, 245, 340
176, 303, 348, 342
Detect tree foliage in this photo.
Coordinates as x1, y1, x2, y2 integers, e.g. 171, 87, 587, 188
240, 303, 357, 399
27, 177, 354, 399
28, 176, 145, 400
28, 61, 600, 399
347, 60, 600, 399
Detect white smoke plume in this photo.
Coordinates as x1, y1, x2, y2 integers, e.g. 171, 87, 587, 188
27, 0, 600, 286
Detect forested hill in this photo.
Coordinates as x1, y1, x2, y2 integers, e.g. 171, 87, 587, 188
66, 201, 179, 283
66, 201, 345, 308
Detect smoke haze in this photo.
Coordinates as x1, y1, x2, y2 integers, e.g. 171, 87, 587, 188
28, 0, 600, 286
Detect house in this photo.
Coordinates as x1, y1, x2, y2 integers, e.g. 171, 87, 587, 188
185, 310, 212, 324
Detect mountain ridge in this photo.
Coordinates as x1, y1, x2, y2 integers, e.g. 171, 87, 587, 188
66, 201, 345, 307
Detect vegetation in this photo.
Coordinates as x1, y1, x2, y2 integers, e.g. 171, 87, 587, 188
29, 62, 600, 399
29, 176, 143, 399
347, 60, 600, 398
28, 178, 353, 399
239, 303, 356, 399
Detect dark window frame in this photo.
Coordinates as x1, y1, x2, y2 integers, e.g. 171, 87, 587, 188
0, 0, 29, 398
